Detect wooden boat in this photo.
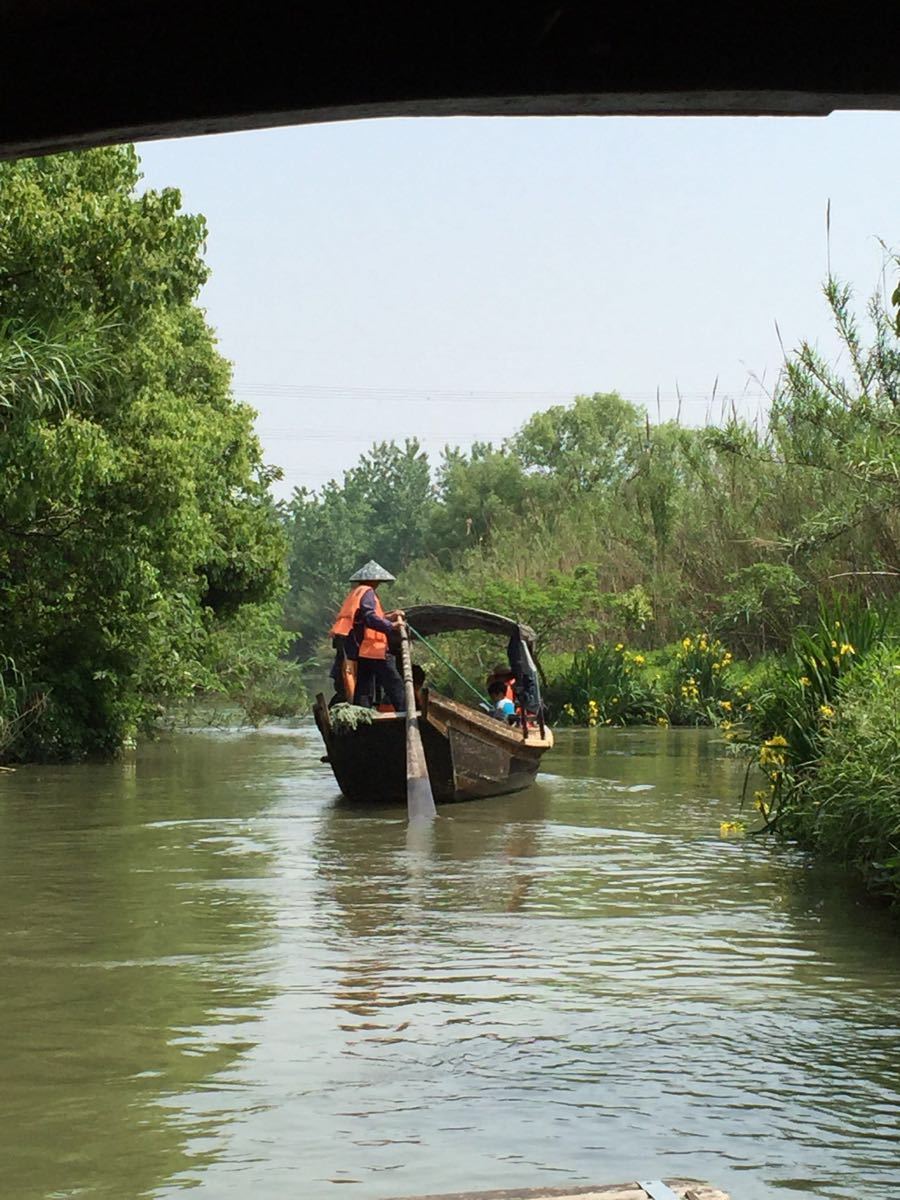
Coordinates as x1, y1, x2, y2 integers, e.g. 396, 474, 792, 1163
386, 1181, 729, 1200
313, 604, 553, 804
385, 1181, 730, 1200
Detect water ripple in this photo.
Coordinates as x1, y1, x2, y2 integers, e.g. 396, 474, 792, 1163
2, 727, 900, 1200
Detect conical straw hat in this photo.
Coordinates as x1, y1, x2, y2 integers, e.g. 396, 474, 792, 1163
348, 559, 396, 582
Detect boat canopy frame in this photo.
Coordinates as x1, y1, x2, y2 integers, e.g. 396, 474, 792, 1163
404, 604, 537, 650
404, 604, 545, 737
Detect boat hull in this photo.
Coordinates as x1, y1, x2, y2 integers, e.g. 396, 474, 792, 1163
314, 690, 552, 804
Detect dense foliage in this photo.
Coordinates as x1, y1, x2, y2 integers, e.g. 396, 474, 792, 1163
0, 147, 295, 759
799, 648, 900, 898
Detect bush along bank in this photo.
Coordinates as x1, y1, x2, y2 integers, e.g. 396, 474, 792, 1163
545, 634, 754, 729
738, 603, 900, 906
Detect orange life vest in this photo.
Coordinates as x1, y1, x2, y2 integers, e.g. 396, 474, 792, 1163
329, 585, 388, 661
330, 585, 369, 638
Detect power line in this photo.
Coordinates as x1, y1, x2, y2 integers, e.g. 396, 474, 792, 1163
256, 430, 536, 442
235, 381, 770, 407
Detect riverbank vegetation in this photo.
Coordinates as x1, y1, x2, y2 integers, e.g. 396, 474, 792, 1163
0, 148, 303, 760
739, 601, 900, 903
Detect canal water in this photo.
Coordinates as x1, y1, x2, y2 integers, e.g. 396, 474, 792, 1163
1, 726, 898, 1200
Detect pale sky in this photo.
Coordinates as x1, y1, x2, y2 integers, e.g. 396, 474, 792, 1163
136, 112, 900, 500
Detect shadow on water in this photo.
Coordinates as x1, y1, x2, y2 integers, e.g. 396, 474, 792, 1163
0, 734, 285, 1200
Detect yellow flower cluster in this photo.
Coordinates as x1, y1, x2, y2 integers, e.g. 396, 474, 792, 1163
587, 697, 599, 728
828, 641, 855, 668
719, 820, 746, 837
759, 734, 788, 767
680, 675, 700, 704
753, 789, 773, 817
681, 633, 732, 674
818, 703, 835, 719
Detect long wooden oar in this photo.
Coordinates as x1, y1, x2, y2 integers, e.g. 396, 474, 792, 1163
398, 621, 436, 821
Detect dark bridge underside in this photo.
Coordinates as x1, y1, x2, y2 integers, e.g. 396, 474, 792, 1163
2, 3, 899, 160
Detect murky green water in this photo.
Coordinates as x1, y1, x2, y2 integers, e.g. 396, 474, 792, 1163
1, 726, 898, 1200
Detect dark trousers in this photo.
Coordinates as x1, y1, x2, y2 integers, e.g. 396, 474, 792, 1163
354, 654, 406, 711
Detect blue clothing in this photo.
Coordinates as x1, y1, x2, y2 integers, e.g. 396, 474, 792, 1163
494, 697, 516, 717
345, 587, 394, 660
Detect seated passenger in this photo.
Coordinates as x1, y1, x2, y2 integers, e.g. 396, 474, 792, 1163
488, 679, 516, 720
486, 663, 516, 703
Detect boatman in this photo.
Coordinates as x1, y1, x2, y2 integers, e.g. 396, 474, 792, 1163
329, 560, 406, 711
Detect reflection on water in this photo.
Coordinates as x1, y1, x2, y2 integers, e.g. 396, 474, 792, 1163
1, 726, 899, 1200
0, 736, 283, 1200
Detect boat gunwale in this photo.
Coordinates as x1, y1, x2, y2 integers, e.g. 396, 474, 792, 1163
316, 691, 552, 751
424, 690, 553, 751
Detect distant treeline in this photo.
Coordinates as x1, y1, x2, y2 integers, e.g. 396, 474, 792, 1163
285, 275, 900, 668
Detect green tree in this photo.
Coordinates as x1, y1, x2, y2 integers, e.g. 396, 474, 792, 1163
0, 147, 290, 759
429, 442, 532, 554
768, 279, 900, 577
510, 391, 643, 493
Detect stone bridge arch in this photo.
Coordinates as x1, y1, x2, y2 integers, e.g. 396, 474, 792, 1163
2, 4, 898, 159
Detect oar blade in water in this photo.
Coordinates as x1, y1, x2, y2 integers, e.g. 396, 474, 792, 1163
406, 773, 436, 822
398, 622, 436, 821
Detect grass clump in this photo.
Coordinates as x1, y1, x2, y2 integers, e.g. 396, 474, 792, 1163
666, 632, 743, 726
547, 642, 665, 726
547, 633, 749, 728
